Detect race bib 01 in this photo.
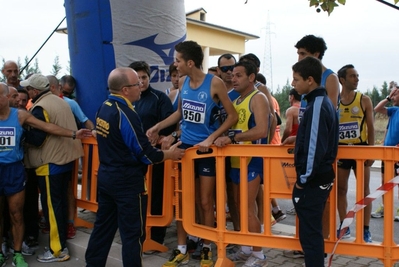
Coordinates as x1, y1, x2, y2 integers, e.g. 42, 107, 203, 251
0, 127, 16, 147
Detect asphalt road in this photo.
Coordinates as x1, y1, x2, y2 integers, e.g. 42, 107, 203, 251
276, 168, 399, 243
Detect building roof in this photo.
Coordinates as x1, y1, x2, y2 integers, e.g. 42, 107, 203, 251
186, 17, 259, 41
186, 7, 207, 16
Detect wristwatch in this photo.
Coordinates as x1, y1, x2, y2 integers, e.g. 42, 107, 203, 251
386, 96, 391, 102
228, 131, 237, 144
171, 131, 179, 140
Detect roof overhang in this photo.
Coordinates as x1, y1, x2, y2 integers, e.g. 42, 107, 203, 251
186, 17, 259, 41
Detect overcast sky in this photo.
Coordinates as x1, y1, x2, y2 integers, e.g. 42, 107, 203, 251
1, 0, 398, 92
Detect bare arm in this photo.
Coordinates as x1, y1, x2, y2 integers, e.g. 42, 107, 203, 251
281, 136, 296, 145
19, 109, 91, 139
84, 119, 95, 130
257, 84, 276, 141
374, 88, 397, 115
197, 77, 238, 150
281, 107, 294, 142
234, 93, 269, 142
374, 99, 389, 115
363, 95, 375, 146
325, 73, 340, 109
363, 95, 375, 166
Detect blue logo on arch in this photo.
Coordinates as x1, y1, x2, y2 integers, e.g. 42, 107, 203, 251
125, 34, 186, 65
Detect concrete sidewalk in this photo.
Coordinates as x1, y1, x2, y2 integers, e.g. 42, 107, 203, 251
13, 209, 392, 267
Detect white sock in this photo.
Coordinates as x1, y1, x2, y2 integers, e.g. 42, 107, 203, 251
252, 250, 265, 259
272, 206, 280, 213
177, 245, 187, 254
241, 245, 252, 254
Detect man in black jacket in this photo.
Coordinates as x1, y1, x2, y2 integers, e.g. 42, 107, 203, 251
129, 61, 175, 248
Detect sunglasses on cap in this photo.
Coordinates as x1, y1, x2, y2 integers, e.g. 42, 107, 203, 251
219, 65, 235, 73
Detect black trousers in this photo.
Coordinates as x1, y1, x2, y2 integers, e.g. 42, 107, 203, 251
24, 168, 39, 241
38, 171, 69, 255
293, 181, 333, 267
85, 184, 148, 267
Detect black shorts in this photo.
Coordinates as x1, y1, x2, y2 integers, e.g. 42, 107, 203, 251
337, 159, 357, 170
179, 143, 216, 177
337, 142, 368, 170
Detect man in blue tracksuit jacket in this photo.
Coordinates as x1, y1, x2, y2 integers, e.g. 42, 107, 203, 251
290, 57, 339, 267
85, 67, 184, 267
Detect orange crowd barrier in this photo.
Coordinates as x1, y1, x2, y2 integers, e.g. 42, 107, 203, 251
73, 138, 399, 266
180, 145, 399, 267
73, 136, 99, 228
142, 159, 179, 253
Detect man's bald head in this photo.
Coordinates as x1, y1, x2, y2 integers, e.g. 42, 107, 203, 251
2, 60, 18, 71
0, 82, 9, 96
108, 67, 136, 93
0, 83, 10, 110
2, 60, 19, 86
8, 86, 19, 108
108, 67, 141, 102
46, 75, 60, 95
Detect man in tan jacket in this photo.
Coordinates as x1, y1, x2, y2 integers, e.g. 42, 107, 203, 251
21, 74, 83, 263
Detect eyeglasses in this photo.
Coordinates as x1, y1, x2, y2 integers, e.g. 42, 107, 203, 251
122, 83, 141, 90
26, 86, 34, 91
219, 65, 235, 73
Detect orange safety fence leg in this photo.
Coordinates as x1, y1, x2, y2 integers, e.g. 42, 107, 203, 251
143, 160, 177, 254
143, 238, 168, 253
214, 241, 234, 267
214, 257, 234, 267
74, 217, 94, 229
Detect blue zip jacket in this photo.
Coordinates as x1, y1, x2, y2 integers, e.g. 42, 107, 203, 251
295, 87, 338, 187
95, 94, 164, 194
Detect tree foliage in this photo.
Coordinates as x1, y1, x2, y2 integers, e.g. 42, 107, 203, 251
51, 56, 62, 77
363, 81, 395, 110
272, 79, 292, 115
21, 56, 41, 78
308, 0, 399, 15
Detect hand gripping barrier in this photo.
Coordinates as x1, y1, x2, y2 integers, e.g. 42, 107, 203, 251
179, 145, 399, 267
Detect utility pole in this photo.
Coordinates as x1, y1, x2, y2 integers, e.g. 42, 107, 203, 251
262, 11, 275, 92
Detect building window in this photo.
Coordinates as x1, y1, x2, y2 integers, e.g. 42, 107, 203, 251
200, 12, 205, 21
